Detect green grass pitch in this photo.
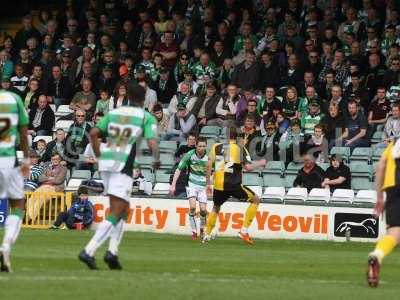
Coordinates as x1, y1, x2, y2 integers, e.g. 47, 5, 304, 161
0, 229, 400, 300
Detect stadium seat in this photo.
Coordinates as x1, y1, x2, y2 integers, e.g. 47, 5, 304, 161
136, 156, 155, 168
140, 168, 154, 183
55, 120, 73, 132
49, 104, 56, 112
330, 189, 354, 204
351, 177, 373, 191
263, 173, 285, 187
307, 188, 330, 204
284, 187, 308, 203
262, 187, 285, 203
350, 147, 372, 163
330, 147, 351, 161
152, 183, 170, 195
263, 161, 285, 175
159, 141, 177, 153
372, 147, 385, 162
284, 174, 297, 189
349, 162, 372, 178
353, 190, 377, 205
243, 173, 262, 186
371, 131, 383, 144
285, 162, 303, 174
155, 172, 171, 183
66, 178, 83, 191
55, 105, 73, 117
160, 154, 175, 169
246, 186, 263, 197
200, 126, 220, 138
33, 135, 53, 144
92, 171, 101, 180
71, 170, 91, 179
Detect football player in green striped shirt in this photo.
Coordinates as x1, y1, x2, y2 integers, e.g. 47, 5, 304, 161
0, 90, 30, 273
170, 137, 208, 240
79, 85, 160, 270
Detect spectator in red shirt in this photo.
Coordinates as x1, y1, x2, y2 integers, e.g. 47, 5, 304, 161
154, 31, 179, 69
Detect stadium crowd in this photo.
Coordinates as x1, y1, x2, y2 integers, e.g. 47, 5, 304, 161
1, 0, 400, 194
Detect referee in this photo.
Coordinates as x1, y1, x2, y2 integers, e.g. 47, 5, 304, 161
367, 138, 400, 287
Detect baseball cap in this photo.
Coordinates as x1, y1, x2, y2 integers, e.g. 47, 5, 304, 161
177, 103, 186, 110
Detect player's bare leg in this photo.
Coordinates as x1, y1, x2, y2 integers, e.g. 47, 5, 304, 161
0, 198, 25, 273
199, 202, 207, 240
79, 195, 128, 270
239, 194, 260, 245
367, 227, 400, 287
188, 197, 198, 239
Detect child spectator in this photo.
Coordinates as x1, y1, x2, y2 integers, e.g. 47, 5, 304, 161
95, 89, 110, 115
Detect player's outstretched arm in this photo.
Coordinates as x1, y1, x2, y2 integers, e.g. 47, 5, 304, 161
90, 127, 101, 158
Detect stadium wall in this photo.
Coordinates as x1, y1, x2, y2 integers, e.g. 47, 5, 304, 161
89, 197, 385, 243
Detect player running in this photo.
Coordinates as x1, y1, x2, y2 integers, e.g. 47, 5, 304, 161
203, 127, 266, 245
79, 85, 159, 270
367, 137, 400, 287
0, 90, 30, 272
170, 136, 208, 240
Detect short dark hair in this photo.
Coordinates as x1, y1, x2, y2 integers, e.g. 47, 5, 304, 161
197, 136, 207, 144
128, 84, 146, 106
228, 127, 238, 140
153, 103, 163, 112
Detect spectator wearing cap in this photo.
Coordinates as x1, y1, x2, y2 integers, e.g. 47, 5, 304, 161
168, 82, 197, 115
155, 68, 176, 104
28, 94, 55, 137
293, 153, 325, 192
152, 104, 170, 136
56, 33, 81, 61
367, 87, 390, 138
154, 31, 179, 69
254, 119, 281, 161
191, 82, 220, 126
1, 77, 21, 95
335, 100, 369, 150
14, 15, 41, 50
301, 101, 324, 135
50, 186, 93, 230
322, 155, 351, 193
24, 150, 45, 192
232, 50, 259, 91
0, 50, 14, 80
96, 66, 117, 96
59, 51, 75, 85
46, 65, 73, 108
166, 103, 197, 142
343, 71, 370, 112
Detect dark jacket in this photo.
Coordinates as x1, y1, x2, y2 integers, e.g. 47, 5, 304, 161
42, 139, 66, 163
155, 76, 177, 104
46, 76, 73, 102
258, 62, 278, 90
28, 105, 55, 133
254, 132, 282, 161
231, 62, 260, 91
191, 93, 220, 120
68, 196, 93, 226
325, 163, 351, 192
293, 164, 326, 191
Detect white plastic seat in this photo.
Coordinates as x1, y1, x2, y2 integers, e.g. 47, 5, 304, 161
67, 178, 83, 188
152, 183, 170, 195
246, 186, 263, 197
55, 120, 73, 131
307, 188, 330, 203
330, 189, 354, 204
56, 105, 73, 116
354, 190, 377, 205
33, 135, 53, 144
284, 187, 308, 201
262, 187, 285, 201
